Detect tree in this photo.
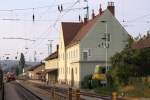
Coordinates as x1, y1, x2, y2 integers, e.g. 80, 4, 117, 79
19, 53, 25, 73
111, 37, 150, 86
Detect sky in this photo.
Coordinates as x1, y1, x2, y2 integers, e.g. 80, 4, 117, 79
0, 0, 149, 61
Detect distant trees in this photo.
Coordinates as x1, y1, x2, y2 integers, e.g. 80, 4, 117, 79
111, 38, 150, 85
19, 53, 25, 74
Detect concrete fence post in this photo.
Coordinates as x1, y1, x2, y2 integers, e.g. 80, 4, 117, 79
68, 87, 72, 100
76, 89, 80, 100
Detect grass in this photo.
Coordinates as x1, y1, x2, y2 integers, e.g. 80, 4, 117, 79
94, 82, 150, 98
118, 83, 150, 98
94, 85, 118, 96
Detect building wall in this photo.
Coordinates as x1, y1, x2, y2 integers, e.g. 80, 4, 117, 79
58, 27, 66, 83
58, 10, 129, 88
45, 59, 58, 70
79, 9, 129, 84
28, 71, 35, 79
31, 65, 45, 80
80, 62, 105, 81
45, 58, 58, 83
66, 44, 80, 87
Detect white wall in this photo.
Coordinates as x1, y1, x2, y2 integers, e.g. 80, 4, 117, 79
45, 59, 58, 70
58, 26, 66, 83
66, 44, 80, 87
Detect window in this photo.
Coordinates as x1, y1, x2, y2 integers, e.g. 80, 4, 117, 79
69, 51, 70, 59
73, 50, 74, 58
83, 51, 88, 61
74, 49, 76, 58
63, 53, 65, 60
76, 49, 78, 58
75, 67, 77, 74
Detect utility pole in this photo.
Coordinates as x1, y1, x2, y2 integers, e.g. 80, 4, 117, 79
34, 51, 37, 62
100, 21, 110, 72
47, 40, 53, 55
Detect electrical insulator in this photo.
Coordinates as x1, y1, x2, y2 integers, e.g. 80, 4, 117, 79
32, 8, 35, 22
32, 14, 35, 22
79, 15, 81, 22
58, 5, 60, 12
61, 4, 63, 11
58, 4, 63, 13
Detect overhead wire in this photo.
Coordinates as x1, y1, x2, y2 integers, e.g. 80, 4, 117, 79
0, 1, 74, 12
0, 0, 85, 60
33, 0, 81, 50
25, 0, 58, 56
30, 0, 59, 51
30, 0, 81, 59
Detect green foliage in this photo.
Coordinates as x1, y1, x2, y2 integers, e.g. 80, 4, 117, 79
111, 38, 150, 86
118, 79, 150, 98
81, 74, 115, 89
19, 53, 25, 73
95, 84, 118, 96
81, 74, 92, 89
81, 74, 101, 89
15, 67, 19, 76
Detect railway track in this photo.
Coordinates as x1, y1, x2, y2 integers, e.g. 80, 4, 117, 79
5, 81, 43, 100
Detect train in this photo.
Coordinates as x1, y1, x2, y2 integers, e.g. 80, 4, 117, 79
5, 72, 16, 82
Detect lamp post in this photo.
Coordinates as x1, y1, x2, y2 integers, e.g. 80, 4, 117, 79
101, 20, 109, 72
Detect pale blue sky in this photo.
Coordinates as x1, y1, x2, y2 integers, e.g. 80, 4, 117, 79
0, 0, 149, 61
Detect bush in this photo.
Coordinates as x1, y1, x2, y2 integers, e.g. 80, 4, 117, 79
95, 84, 118, 96
81, 74, 108, 89
81, 74, 92, 89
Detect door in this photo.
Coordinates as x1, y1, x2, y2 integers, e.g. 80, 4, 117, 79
71, 68, 74, 87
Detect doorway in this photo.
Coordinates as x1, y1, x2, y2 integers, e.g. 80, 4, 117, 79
71, 68, 74, 87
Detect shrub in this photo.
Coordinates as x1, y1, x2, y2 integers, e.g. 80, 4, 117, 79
81, 74, 92, 89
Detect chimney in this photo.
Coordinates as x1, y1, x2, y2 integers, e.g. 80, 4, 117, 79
99, 4, 102, 15
107, 2, 115, 16
84, 17, 88, 24
92, 9, 95, 19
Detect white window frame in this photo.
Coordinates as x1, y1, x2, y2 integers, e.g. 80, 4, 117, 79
82, 50, 88, 61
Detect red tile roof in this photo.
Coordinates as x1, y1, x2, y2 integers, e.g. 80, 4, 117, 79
132, 37, 150, 49
29, 63, 44, 71
61, 22, 83, 46
44, 51, 58, 61
67, 14, 102, 47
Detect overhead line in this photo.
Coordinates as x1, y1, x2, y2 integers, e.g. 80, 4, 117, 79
0, 1, 74, 12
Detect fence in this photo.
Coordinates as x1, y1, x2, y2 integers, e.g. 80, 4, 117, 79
49, 86, 119, 100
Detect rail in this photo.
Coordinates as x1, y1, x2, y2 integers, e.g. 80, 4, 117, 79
49, 86, 120, 100
24, 80, 121, 100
